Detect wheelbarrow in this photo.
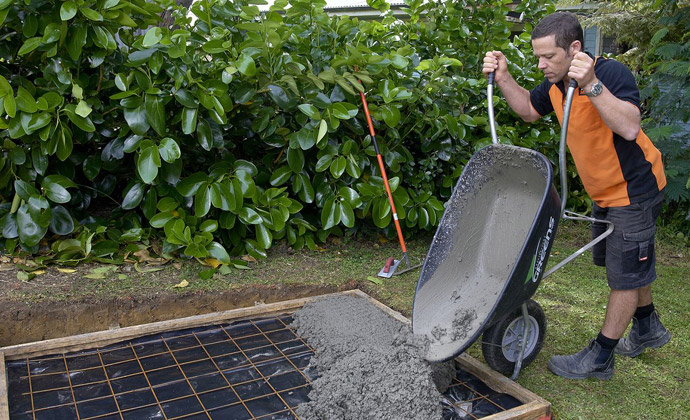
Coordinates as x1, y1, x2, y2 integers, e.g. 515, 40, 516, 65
412, 75, 614, 379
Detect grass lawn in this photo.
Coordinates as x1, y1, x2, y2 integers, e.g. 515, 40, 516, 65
2, 221, 688, 419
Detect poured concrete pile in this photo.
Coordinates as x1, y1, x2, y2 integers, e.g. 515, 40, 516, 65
292, 295, 454, 420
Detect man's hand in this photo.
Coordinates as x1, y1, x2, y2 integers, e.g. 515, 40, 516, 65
568, 52, 597, 91
483, 51, 509, 82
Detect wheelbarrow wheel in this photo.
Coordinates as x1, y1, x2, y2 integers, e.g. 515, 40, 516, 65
481, 299, 546, 375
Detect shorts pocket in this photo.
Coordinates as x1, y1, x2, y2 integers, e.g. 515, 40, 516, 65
621, 226, 656, 273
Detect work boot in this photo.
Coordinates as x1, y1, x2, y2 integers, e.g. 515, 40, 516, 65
547, 340, 614, 380
615, 311, 671, 357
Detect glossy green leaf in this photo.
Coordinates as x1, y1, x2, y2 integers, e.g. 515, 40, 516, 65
296, 173, 314, 203
150, 211, 175, 228
174, 89, 197, 108
60, 1, 78, 20
255, 224, 272, 249
297, 104, 320, 119
18, 37, 41, 56
317, 119, 328, 143
195, 186, 211, 217
210, 182, 232, 211
145, 94, 166, 136
142, 188, 158, 220
122, 182, 145, 210
17, 205, 47, 247
339, 186, 362, 208
32, 148, 48, 175
330, 156, 347, 178
1, 213, 18, 239
48, 205, 73, 235
207, 241, 231, 264
177, 172, 208, 197
239, 207, 262, 225
27, 195, 52, 228
14, 180, 39, 201
340, 201, 355, 228
158, 138, 181, 163
321, 197, 340, 230
381, 105, 401, 127
236, 54, 257, 77
197, 119, 212, 151
181, 107, 197, 134
80, 7, 103, 21
269, 165, 292, 186
137, 146, 161, 184
287, 147, 304, 173
42, 175, 74, 204
142, 27, 163, 47
16, 87, 37, 113
124, 105, 150, 135
315, 154, 332, 172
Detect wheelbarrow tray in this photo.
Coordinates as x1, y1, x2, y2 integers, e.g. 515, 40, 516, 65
412, 144, 561, 362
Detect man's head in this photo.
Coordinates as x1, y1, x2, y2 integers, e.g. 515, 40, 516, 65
531, 12, 584, 83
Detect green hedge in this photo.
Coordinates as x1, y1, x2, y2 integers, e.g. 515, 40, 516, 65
0, 0, 563, 265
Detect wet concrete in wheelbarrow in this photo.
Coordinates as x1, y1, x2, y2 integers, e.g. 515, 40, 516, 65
292, 294, 455, 420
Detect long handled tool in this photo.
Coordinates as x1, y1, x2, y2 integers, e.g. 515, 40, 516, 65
356, 82, 421, 278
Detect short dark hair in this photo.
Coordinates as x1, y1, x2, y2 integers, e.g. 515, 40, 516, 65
532, 12, 583, 51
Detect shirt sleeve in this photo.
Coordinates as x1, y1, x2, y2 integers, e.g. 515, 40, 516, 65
529, 79, 554, 117
595, 59, 641, 109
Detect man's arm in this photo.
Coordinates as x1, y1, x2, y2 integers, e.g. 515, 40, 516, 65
483, 51, 542, 122
569, 53, 641, 141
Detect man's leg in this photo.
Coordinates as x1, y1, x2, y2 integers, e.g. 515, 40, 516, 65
601, 288, 639, 339
616, 285, 670, 357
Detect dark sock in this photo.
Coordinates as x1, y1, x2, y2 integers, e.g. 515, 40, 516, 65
635, 303, 655, 319
595, 332, 619, 364
635, 303, 655, 335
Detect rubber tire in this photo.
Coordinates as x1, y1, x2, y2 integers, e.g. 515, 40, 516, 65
481, 299, 546, 376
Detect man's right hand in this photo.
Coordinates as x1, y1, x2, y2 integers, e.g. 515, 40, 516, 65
483, 51, 509, 82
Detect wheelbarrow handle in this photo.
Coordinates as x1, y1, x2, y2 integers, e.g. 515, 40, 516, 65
559, 79, 579, 216
487, 72, 499, 145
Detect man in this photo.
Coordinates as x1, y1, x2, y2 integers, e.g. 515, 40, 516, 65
482, 12, 670, 379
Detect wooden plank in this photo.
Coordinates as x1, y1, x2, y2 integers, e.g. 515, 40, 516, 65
0, 289, 550, 420
483, 400, 551, 420
0, 290, 360, 360
455, 353, 548, 406
349, 289, 411, 324
0, 351, 9, 420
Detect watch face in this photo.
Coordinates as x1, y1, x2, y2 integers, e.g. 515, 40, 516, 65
587, 81, 603, 97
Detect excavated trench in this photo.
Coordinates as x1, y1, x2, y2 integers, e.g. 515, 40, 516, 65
0, 284, 355, 347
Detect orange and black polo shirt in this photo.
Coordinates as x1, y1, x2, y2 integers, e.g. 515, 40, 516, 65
530, 54, 666, 208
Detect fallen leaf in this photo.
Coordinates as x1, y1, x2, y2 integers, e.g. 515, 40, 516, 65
57, 268, 77, 274
204, 258, 222, 268
173, 262, 183, 270
33, 270, 46, 275
366, 275, 383, 285
173, 279, 189, 288
17, 271, 36, 282
134, 263, 164, 273
241, 255, 258, 263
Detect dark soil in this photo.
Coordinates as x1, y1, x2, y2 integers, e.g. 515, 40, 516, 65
0, 238, 419, 348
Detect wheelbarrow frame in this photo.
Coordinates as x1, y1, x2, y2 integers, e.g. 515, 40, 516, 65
412, 75, 614, 379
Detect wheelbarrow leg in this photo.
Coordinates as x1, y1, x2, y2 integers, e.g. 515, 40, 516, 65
510, 302, 531, 381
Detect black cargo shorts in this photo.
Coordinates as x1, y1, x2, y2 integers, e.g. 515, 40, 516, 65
591, 189, 665, 290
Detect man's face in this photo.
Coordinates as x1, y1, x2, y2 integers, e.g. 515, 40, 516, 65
532, 35, 578, 83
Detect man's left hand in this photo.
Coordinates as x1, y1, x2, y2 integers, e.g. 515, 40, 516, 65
568, 52, 596, 91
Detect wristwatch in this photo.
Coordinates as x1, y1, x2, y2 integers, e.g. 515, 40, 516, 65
585, 80, 603, 97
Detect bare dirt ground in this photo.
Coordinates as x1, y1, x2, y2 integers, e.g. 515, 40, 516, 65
0, 238, 411, 347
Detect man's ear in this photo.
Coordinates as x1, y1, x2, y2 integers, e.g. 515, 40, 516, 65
569, 40, 582, 55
